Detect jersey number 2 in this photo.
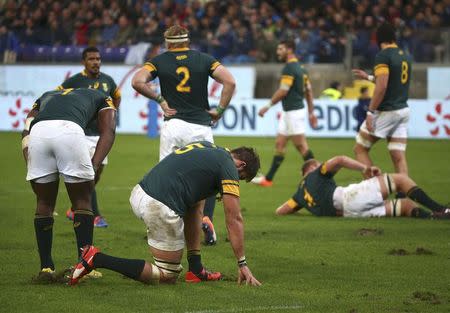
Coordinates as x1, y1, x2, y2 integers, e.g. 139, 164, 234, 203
176, 66, 191, 93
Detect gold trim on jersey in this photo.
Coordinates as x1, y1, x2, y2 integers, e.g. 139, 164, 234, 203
222, 179, 239, 186
320, 163, 328, 175
287, 57, 298, 63
374, 64, 389, 76
112, 88, 121, 99
280, 75, 294, 86
222, 180, 240, 197
382, 43, 398, 50
211, 61, 221, 71
56, 85, 64, 90
144, 62, 157, 72
81, 69, 88, 76
169, 48, 190, 52
105, 97, 116, 109
286, 198, 298, 209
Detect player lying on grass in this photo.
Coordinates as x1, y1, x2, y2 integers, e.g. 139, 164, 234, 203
275, 156, 449, 218
70, 142, 262, 286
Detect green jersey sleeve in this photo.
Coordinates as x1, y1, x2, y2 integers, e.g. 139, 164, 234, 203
219, 156, 240, 197
280, 64, 295, 89
374, 51, 390, 77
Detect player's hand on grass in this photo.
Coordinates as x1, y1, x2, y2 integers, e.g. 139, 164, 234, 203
352, 69, 369, 80
237, 266, 261, 287
309, 113, 318, 129
160, 101, 177, 117
258, 106, 269, 117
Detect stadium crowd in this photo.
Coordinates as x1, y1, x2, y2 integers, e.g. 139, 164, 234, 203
1, 0, 449, 64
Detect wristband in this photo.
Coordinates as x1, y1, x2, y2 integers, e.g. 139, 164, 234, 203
367, 109, 375, 115
22, 135, 29, 150
367, 75, 375, 82
216, 105, 226, 116
155, 95, 165, 104
238, 256, 247, 268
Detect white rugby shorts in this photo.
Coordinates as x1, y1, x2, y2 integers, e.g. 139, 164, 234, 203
26, 120, 94, 183
85, 135, 108, 165
278, 108, 306, 136
333, 177, 386, 217
360, 107, 409, 139
159, 118, 213, 160
129, 184, 185, 251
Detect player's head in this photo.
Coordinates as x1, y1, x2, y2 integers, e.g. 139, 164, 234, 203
82, 46, 101, 76
164, 25, 190, 49
277, 39, 295, 62
301, 159, 321, 176
376, 23, 396, 47
231, 147, 260, 182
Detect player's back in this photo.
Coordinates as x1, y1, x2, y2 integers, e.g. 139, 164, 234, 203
148, 49, 220, 125
31, 88, 113, 130
140, 141, 239, 216
375, 46, 412, 111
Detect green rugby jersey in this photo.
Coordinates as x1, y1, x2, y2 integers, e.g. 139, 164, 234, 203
57, 70, 121, 135
373, 44, 412, 111
143, 48, 221, 126
280, 57, 310, 111
139, 141, 240, 217
287, 164, 337, 216
30, 88, 115, 131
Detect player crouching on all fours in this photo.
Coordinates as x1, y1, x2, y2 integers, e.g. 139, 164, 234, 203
275, 155, 449, 219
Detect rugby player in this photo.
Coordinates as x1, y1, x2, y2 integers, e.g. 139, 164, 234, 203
22, 88, 116, 278
252, 39, 317, 187
275, 156, 449, 219
57, 46, 121, 228
131, 25, 236, 245
70, 142, 261, 286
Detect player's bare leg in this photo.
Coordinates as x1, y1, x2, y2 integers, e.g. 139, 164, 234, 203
353, 131, 379, 178
384, 198, 424, 217
65, 181, 94, 257
291, 134, 314, 161
387, 137, 408, 175
31, 179, 59, 272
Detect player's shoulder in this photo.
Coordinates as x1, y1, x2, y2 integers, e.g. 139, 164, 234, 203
99, 71, 116, 82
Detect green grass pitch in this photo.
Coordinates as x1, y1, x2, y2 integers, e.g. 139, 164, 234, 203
0, 132, 449, 313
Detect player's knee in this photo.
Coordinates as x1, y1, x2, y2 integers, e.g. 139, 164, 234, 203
355, 134, 373, 151
152, 259, 183, 284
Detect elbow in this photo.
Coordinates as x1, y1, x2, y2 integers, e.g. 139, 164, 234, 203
225, 78, 236, 91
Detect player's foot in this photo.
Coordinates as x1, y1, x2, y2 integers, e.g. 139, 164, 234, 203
69, 245, 100, 285
251, 175, 273, 187
66, 208, 74, 221
32, 268, 55, 284
185, 268, 222, 283
432, 208, 450, 219
202, 216, 216, 245
94, 216, 108, 228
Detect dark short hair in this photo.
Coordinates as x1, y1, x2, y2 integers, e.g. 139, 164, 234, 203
360, 86, 368, 93
279, 39, 295, 51
82, 46, 100, 60
376, 23, 396, 46
231, 147, 260, 182
301, 159, 320, 176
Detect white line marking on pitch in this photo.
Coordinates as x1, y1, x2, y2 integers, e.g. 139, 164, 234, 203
181, 305, 303, 313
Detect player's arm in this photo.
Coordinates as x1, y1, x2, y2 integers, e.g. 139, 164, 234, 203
92, 103, 116, 172
368, 73, 388, 112
222, 194, 261, 286
21, 103, 39, 163
323, 155, 381, 177
304, 75, 317, 128
258, 72, 291, 117
276, 198, 303, 215
208, 65, 236, 121
131, 66, 176, 117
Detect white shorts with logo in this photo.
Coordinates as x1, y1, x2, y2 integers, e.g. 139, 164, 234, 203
129, 184, 185, 251
85, 135, 108, 165
360, 107, 409, 139
159, 118, 213, 160
278, 108, 306, 136
332, 177, 386, 217
26, 120, 94, 183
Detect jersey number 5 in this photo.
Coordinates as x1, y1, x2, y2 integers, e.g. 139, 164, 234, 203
175, 143, 207, 154
176, 66, 191, 93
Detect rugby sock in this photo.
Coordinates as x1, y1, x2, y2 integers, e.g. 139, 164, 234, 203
265, 154, 285, 181
34, 216, 55, 270
395, 191, 406, 199
73, 211, 94, 257
302, 149, 314, 161
187, 250, 203, 274
91, 190, 100, 217
410, 207, 432, 218
203, 196, 215, 221
407, 187, 445, 212
93, 253, 145, 280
